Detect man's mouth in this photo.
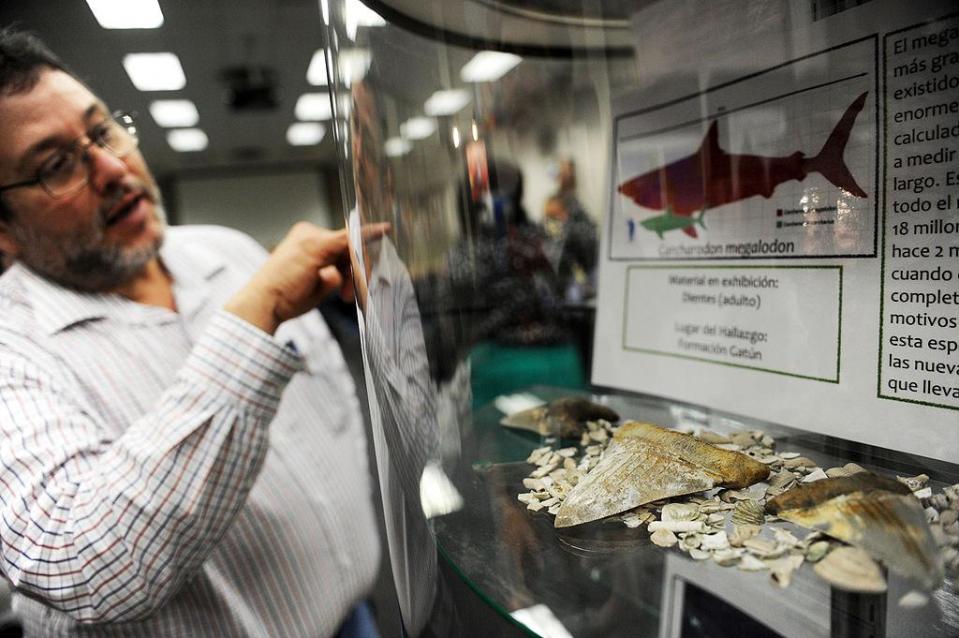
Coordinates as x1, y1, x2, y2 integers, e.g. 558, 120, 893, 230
105, 192, 147, 226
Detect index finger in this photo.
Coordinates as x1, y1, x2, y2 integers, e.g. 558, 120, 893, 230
359, 222, 391, 243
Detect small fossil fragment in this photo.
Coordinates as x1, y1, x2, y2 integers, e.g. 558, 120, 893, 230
783, 456, 817, 469
729, 524, 760, 546
742, 537, 778, 556
730, 431, 756, 448
941, 510, 958, 527
720, 489, 756, 503
771, 528, 801, 548
530, 463, 557, 478
705, 512, 726, 526
697, 431, 732, 444
898, 591, 929, 608
897, 474, 929, 491
801, 467, 829, 483
805, 540, 830, 563
767, 554, 804, 588
648, 520, 706, 533
651, 528, 678, 547
814, 546, 887, 593
732, 499, 765, 526
522, 478, 544, 491
713, 548, 745, 566
739, 554, 768, 571
701, 531, 730, 551
766, 471, 797, 498
662, 502, 700, 522
680, 533, 703, 550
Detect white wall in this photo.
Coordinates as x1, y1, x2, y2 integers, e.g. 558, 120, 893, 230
175, 170, 336, 249
489, 68, 615, 226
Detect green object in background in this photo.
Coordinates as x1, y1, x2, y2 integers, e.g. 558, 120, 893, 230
469, 341, 586, 410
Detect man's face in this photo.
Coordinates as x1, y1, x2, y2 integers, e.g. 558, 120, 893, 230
0, 68, 165, 291
350, 82, 390, 218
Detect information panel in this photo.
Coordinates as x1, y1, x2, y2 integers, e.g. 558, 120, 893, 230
593, 0, 959, 463
879, 17, 959, 410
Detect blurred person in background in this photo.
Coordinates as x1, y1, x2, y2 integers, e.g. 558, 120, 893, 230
0, 27, 384, 637
542, 159, 598, 303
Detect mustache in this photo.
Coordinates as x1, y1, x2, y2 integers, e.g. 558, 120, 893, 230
97, 180, 157, 223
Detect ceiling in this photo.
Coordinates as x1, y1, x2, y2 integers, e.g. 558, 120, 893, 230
0, 1, 641, 184
0, 0, 337, 180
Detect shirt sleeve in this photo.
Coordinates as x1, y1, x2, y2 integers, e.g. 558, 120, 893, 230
0, 310, 301, 623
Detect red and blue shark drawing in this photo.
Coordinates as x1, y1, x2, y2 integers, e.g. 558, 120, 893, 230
618, 91, 869, 238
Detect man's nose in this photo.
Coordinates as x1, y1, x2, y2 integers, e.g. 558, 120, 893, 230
85, 144, 127, 192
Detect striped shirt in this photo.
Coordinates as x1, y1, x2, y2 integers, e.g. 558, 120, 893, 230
0, 225, 380, 637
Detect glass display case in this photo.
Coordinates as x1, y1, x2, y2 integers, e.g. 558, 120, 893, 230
324, 1, 959, 636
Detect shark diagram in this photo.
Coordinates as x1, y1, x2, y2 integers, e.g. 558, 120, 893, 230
618, 91, 869, 239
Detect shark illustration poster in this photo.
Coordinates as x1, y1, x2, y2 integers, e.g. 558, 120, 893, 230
593, 0, 959, 464
610, 37, 878, 261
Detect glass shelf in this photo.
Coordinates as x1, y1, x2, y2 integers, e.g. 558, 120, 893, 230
434, 385, 959, 637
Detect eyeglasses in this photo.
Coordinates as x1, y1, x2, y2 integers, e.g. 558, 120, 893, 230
0, 112, 138, 199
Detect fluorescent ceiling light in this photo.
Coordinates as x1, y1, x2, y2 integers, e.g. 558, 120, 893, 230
401, 117, 436, 140
344, 0, 385, 39
460, 51, 522, 83
384, 137, 412, 157
424, 89, 471, 117
295, 93, 333, 120
337, 48, 371, 87
337, 94, 352, 118
287, 122, 327, 146
123, 53, 186, 91
148, 100, 199, 127
346, 0, 386, 26
85, 0, 163, 29
167, 128, 208, 152
307, 50, 329, 86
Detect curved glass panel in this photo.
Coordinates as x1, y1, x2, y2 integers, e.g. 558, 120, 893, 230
326, 1, 959, 636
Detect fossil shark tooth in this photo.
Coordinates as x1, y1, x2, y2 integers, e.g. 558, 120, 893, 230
501, 397, 619, 438
766, 472, 943, 590
554, 421, 769, 528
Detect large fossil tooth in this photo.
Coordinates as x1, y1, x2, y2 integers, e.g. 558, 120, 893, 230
554, 421, 769, 528
766, 472, 943, 590
501, 397, 619, 438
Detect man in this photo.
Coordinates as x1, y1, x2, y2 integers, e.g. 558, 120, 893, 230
0, 28, 383, 636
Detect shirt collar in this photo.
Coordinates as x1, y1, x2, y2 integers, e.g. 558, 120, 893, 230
16, 228, 227, 335
15, 263, 120, 335
159, 230, 227, 290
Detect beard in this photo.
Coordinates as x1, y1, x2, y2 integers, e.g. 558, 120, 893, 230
10, 186, 167, 292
